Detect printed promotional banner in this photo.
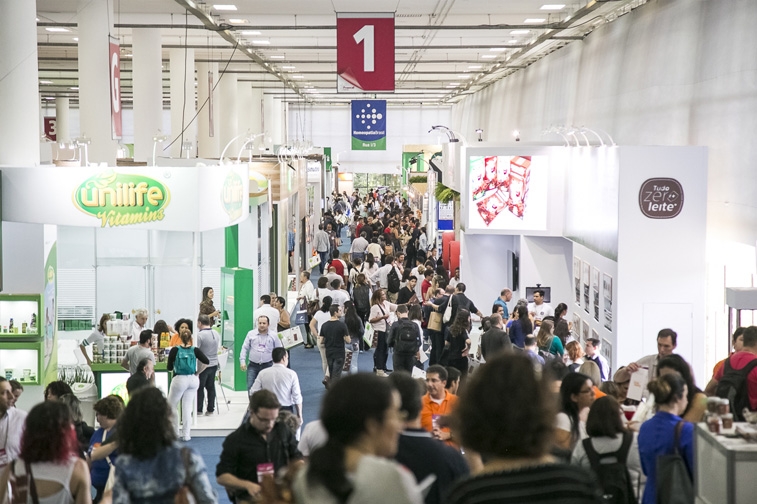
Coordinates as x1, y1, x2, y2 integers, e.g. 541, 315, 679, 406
351, 100, 387, 150
1, 165, 248, 232
109, 40, 122, 139
467, 155, 548, 231
337, 13, 395, 92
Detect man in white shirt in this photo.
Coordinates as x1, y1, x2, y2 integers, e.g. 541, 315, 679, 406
0, 378, 27, 467
371, 255, 403, 302
240, 316, 283, 391
256, 295, 280, 333
129, 309, 148, 341
615, 328, 679, 398
328, 279, 350, 309
349, 232, 369, 261
251, 348, 303, 421
527, 289, 554, 323
297, 271, 316, 304
366, 238, 383, 259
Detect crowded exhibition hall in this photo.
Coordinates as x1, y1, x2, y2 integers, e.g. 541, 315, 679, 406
1, 0, 756, 503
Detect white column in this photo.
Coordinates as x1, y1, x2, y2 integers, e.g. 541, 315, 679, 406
218, 73, 238, 160
197, 62, 220, 159
132, 28, 163, 164
237, 80, 253, 156
0, 1, 39, 166
250, 87, 263, 137
55, 98, 70, 144
169, 47, 196, 158
77, 0, 117, 165
263, 95, 284, 149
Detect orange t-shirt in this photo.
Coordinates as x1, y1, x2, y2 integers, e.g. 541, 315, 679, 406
169, 332, 193, 347
421, 391, 458, 446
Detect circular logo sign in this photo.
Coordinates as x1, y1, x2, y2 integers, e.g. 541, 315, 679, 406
638, 178, 684, 219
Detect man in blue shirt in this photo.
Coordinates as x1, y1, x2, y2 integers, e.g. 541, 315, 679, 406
240, 316, 283, 392
493, 288, 512, 319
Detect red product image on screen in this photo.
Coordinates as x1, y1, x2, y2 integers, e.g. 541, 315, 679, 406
495, 156, 510, 192
476, 190, 507, 226
506, 156, 532, 219
471, 158, 488, 201
484, 156, 498, 189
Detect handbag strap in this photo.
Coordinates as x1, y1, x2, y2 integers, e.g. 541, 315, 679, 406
25, 460, 40, 504
673, 420, 685, 455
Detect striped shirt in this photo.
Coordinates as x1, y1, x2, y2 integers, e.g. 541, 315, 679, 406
446, 463, 602, 504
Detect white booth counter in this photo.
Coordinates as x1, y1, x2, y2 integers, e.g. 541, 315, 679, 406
695, 422, 757, 504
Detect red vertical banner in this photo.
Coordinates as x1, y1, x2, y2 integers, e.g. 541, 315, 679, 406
337, 13, 395, 92
109, 40, 122, 139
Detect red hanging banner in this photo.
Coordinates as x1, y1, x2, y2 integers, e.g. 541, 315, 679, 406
337, 13, 395, 93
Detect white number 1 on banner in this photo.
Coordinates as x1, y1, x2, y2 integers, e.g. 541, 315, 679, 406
353, 24, 375, 72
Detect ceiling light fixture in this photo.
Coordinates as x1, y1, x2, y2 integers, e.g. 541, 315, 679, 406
212, 4, 238, 11
489, 47, 506, 52
240, 30, 261, 35
540, 4, 565, 10
269, 55, 285, 59
40, 80, 53, 84
69, 87, 78, 90
457, 75, 471, 79
481, 54, 496, 59
292, 75, 304, 79
282, 65, 295, 69
45, 27, 70, 33
524, 18, 546, 23
228, 18, 248, 24
510, 29, 530, 35
468, 65, 482, 69
507, 39, 518, 44
251, 40, 270, 45
73, 37, 79, 41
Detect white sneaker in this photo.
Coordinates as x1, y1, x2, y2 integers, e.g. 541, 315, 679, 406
376, 370, 388, 377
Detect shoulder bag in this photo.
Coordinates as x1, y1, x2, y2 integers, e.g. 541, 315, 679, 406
442, 295, 454, 323
655, 420, 693, 504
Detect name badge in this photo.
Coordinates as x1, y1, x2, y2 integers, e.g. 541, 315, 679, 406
256, 462, 275, 482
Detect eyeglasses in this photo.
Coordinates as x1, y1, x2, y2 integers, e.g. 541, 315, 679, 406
252, 412, 278, 425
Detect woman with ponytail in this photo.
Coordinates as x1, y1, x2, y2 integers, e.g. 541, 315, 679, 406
293, 374, 423, 504
637, 372, 694, 504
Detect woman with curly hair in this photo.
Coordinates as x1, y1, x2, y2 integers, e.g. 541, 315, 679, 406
446, 354, 601, 503
111, 387, 217, 503
0, 401, 92, 504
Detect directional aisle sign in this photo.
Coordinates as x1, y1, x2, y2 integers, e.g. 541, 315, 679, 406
337, 13, 395, 92
351, 100, 386, 150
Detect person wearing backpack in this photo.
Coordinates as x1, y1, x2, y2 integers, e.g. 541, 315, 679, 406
712, 325, 757, 421
572, 396, 641, 504
638, 373, 694, 504
388, 305, 422, 373
536, 320, 564, 360
371, 254, 403, 302
167, 328, 210, 441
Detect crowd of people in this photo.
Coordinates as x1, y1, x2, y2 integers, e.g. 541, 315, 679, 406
2, 188, 756, 503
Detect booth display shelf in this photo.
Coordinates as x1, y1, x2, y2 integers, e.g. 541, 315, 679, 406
695, 422, 757, 504
0, 343, 43, 385
0, 294, 42, 338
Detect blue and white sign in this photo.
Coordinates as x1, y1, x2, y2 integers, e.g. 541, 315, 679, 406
351, 100, 386, 150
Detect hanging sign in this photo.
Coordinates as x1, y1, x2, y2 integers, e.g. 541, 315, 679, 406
351, 100, 386, 150
109, 39, 122, 139
43, 117, 57, 141
337, 13, 395, 92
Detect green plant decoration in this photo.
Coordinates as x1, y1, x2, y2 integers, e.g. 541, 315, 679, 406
435, 182, 460, 203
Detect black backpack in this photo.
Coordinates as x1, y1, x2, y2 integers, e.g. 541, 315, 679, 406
393, 319, 419, 354
656, 421, 693, 504
387, 266, 401, 293
583, 431, 636, 504
715, 356, 757, 421
353, 284, 371, 312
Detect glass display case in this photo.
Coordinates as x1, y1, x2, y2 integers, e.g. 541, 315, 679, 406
0, 345, 43, 385
0, 295, 41, 337
0, 295, 44, 385
220, 267, 254, 391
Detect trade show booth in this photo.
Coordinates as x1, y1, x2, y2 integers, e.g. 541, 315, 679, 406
455, 145, 708, 379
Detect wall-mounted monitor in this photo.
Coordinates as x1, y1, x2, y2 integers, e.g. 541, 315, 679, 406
510, 251, 519, 292
525, 286, 551, 303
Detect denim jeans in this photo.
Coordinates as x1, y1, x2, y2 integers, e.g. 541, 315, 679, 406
246, 360, 273, 392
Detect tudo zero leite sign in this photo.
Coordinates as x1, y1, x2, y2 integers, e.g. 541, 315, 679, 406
638, 178, 684, 219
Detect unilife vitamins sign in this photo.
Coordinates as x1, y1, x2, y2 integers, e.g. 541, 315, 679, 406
73, 171, 171, 227
638, 178, 684, 219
